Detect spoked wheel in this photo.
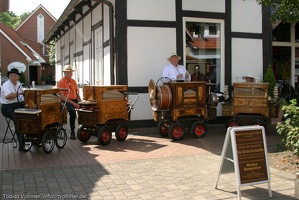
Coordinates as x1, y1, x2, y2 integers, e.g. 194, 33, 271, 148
251, 119, 267, 129
115, 123, 128, 141
97, 126, 112, 145
168, 123, 185, 141
226, 118, 242, 129
55, 127, 67, 149
77, 125, 91, 143
157, 121, 169, 137
42, 130, 55, 153
19, 134, 32, 152
190, 121, 207, 138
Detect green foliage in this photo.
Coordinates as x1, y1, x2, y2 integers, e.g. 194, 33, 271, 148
41, 74, 46, 81
276, 99, 299, 155
0, 11, 30, 29
0, 11, 19, 28
257, 0, 299, 24
46, 40, 56, 66
264, 64, 276, 99
19, 71, 26, 84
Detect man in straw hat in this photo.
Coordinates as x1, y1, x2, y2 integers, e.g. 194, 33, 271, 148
1, 68, 25, 150
162, 53, 190, 82
57, 65, 81, 139
242, 73, 255, 82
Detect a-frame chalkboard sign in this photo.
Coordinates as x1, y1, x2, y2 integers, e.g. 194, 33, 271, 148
215, 125, 272, 200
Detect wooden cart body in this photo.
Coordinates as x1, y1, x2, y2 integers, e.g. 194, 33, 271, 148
152, 81, 207, 121
78, 85, 128, 125
227, 82, 269, 117
16, 88, 66, 134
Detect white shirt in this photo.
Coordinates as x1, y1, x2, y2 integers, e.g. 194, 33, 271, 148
0, 80, 24, 104
162, 64, 191, 82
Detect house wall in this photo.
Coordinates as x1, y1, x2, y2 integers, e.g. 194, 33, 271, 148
0, 34, 29, 80
54, 0, 270, 121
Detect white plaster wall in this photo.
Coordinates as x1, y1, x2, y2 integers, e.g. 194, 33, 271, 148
83, 14, 91, 42
231, 0, 262, 33
91, 5, 102, 26
231, 38, 263, 83
103, 47, 111, 85
129, 93, 153, 121
127, 26, 177, 120
127, 0, 175, 21
127, 27, 177, 86
75, 22, 83, 51
182, 0, 225, 13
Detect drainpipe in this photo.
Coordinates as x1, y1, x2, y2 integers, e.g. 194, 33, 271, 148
91, 0, 115, 84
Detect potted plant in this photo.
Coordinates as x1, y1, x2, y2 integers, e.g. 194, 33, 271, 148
41, 74, 46, 85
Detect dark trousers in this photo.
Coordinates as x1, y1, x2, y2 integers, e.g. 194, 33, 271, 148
65, 100, 78, 132
1, 102, 25, 141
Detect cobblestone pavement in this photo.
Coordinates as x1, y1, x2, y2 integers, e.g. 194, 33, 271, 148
0, 89, 296, 199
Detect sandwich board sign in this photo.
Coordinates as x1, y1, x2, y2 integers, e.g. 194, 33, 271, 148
215, 125, 272, 200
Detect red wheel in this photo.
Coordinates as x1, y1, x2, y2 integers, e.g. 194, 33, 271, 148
115, 123, 128, 141
251, 119, 266, 128
77, 125, 91, 143
226, 118, 242, 129
168, 123, 184, 141
157, 122, 168, 137
97, 126, 112, 145
190, 121, 206, 138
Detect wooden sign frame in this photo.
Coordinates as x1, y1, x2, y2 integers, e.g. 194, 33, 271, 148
215, 125, 272, 199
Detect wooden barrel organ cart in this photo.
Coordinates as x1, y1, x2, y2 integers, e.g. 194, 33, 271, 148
15, 88, 69, 153
222, 82, 274, 128
77, 85, 139, 146
148, 79, 219, 141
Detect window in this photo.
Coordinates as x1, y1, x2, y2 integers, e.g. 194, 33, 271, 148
184, 18, 224, 92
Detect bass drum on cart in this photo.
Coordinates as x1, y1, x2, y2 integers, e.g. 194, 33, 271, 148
148, 80, 173, 111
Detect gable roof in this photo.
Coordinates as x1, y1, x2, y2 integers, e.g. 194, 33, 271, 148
0, 22, 45, 63
15, 4, 56, 31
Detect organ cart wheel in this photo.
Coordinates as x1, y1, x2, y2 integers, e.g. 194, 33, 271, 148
168, 123, 185, 141
115, 123, 128, 141
97, 126, 112, 145
42, 130, 55, 153
55, 127, 67, 149
226, 118, 242, 129
250, 119, 267, 129
190, 121, 206, 138
157, 121, 169, 137
19, 134, 32, 152
77, 125, 91, 143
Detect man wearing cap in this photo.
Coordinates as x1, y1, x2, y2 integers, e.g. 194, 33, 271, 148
162, 53, 190, 82
57, 65, 81, 139
1, 68, 25, 149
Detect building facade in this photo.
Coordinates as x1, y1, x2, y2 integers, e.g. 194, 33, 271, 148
44, 0, 272, 121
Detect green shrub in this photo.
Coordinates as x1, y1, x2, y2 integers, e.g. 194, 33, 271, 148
264, 64, 276, 99
276, 99, 299, 155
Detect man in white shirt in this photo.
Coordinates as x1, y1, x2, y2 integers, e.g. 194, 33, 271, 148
1, 68, 25, 149
162, 53, 190, 82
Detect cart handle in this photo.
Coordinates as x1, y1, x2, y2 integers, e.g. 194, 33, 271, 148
126, 92, 140, 113
59, 88, 71, 113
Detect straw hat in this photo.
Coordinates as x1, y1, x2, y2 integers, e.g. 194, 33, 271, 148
167, 53, 181, 61
7, 68, 21, 76
242, 73, 255, 81
62, 65, 75, 72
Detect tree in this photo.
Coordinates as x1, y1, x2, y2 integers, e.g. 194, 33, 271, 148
46, 40, 56, 66
257, 0, 299, 24
0, 11, 30, 29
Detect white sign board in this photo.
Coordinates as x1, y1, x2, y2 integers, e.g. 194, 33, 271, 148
215, 125, 272, 200
7, 62, 26, 72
